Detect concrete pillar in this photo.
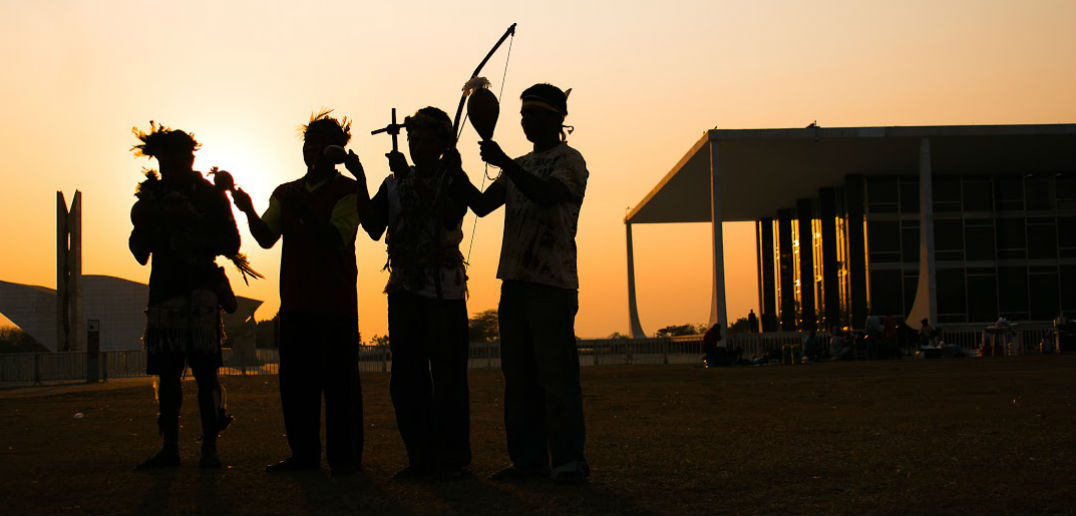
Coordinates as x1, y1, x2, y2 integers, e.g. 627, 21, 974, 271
625, 223, 646, 338
777, 208, 796, 330
757, 217, 777, 331
796, 198, 816, 331
708, 141, 728, 333
845, 176, 869, 329
819, 188, 840, 330
56, 192, 67, 352
907, 138, 939, 327
56, 191, 83, 352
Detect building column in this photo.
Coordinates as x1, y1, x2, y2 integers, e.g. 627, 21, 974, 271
908, 138, 939, 326
819, 188, 840, 330
757, 217, 777, 332
56, 191, 83, 352
845, 175, 869, 329
796, 198, 816, 331
708, 141, 728, 333
777, 208, 796, 330
625, 223, 646, 338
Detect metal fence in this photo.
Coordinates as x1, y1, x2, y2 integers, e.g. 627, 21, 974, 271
936, 322, 1054, 355
1, 324, 1058, 386
0, 337, 711, 386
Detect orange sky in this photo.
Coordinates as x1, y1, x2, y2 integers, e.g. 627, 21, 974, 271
1, 1, 1073, 340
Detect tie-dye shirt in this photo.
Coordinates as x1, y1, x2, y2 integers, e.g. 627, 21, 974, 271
495, 142, 588, 290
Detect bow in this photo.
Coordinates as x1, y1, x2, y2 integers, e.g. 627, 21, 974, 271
452, 23, 517, 141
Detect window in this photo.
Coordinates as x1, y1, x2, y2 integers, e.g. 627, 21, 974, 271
966, 270, 998, 322
937, 267, 966, 320
935, 219, 964, 261
995, 176, 1023, 211
867, 178, 898, 214
963, 180, 993, 212
869, 268, 903, 317
901, 222, 920, 263
1025, 178, 1054, 211
964, 220, 995, 262
1056, 176, 1076, 211
996, 218, 1026, 259
899, 180, 919, 214
868, 220, 900, 263
934, 177, 962, 212
1029, 268, 1060, 320
1027, 218, 1057, 260
1061, 265, 1076, 315
1058, 217, 1075, 258
998, 266, 1029, 317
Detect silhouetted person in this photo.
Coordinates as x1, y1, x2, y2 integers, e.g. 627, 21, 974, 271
452, 83, 589, 484
702, 323, 739, 366
830, 327, 851, 360
918, 318, 935, 347
747, 309, 759, 333
232, 111, 366, 476
359, 107, 472, 480
128, 123, 238, 469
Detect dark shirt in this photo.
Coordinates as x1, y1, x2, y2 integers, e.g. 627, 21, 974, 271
273, 174, 359, 316
129, 171, 240, 305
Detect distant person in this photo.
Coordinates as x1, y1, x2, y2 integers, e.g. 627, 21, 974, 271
128, 123, 238, 469
359, 107, 472, 480
701, 323, 740, 367
232, 111, 366, 476
747, 310, 759, 333
802, 329, 820, 361
918, 318, 935, 347
830, 327, 851, 360
452, 83, 590, 484
702, 323, 721, 365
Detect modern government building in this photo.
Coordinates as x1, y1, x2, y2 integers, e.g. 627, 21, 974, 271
625, 123, 1075, 337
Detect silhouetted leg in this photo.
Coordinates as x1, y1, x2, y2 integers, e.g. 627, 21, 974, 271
279, 312, 322, 464
499, 281, 548, 469
190, 360, 224, 467
429, 298, 471, 469
190, 361, 222, 444
323, 315, 362, 470
156, 357, 185, 447
137, 355, 183, 469
526, 284, 587, 472
388, 292, 435, 469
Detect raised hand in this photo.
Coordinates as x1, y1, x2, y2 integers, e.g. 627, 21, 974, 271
386, 150, 409, 179
344, 150, 365, 181
232, 187, 256, 216
479, 140, 511, 169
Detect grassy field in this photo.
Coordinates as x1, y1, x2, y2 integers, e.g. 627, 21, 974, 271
1, 355, 1073, 515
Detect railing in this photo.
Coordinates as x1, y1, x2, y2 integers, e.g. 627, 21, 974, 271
1, 337, 711, 386
936, 322, 1054, 355
2, 324, 1060, 386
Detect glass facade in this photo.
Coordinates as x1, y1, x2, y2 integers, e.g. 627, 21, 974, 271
757, 171, 1076, 329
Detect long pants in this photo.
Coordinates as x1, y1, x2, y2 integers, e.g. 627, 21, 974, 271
498, 280, 587, 470
155, 356, 222, 446
387, 291, 471, 469
278, 311, 363, 469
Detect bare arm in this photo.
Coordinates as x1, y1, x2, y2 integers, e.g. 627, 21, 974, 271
128, 199, 159, 265
361, 181, 389, 241
232, 188, 280, 249
449, 167, 506, 217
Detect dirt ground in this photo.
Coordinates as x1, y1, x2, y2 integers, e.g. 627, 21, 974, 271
1, 355, 1073, 515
